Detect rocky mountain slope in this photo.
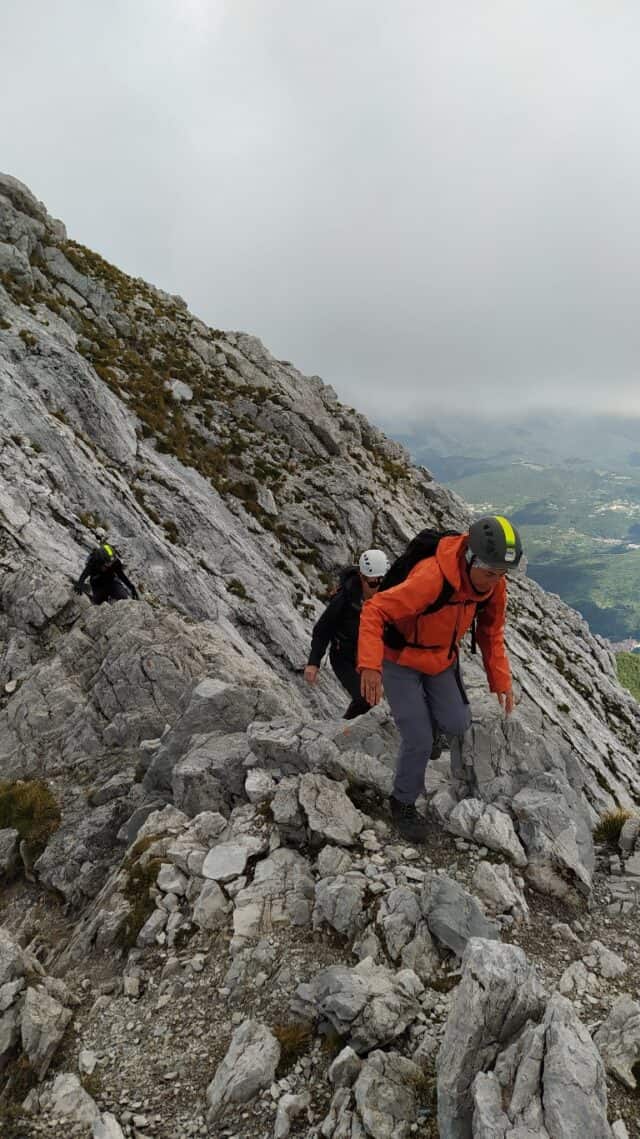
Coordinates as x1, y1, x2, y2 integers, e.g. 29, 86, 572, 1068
1, 174, 639, 1138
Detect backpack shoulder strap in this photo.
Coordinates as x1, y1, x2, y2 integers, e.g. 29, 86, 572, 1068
470, 596, 491, 654
421, 578, 455, 616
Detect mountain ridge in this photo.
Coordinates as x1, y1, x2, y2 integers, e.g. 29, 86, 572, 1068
1, 174, 640, 1138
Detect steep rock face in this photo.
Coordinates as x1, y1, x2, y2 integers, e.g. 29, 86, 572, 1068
0, 173, 639, 901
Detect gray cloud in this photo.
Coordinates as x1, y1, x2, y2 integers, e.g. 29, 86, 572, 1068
3, 0, 640, 423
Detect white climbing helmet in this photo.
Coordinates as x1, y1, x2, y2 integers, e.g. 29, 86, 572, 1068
94, 526, 107, 542
358, 549, 390, 580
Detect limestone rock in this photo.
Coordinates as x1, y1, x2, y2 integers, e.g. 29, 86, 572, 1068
473, 804, 527, 867
192, 880, 233, 931
437, 938, 546, 1138
471, 861, 529, 921
329, 1045, 363, 1088
206, 1018, 280, 1120
93, 1115, 126, 1139
513, 775, 595, 900
291, 957, 423, 1054
20, 985, 73, 1079
49, 1072, 100, 1124
582, 939, 627, 979
618, 815, 640, 854
320, 1049, 423, 1139
558, 959, 591, 998
0, 1003, 21, 1068
313, 873, 368, 938
471, 1072, 510, 1137
542, 993, 610, 1137
298, 772, 364, 846
232, 848, 314, 945
270, 778, 306, 846
354, 1049, 423, 1138
317, 844, 353, 878
244, 768, 276, 804
274, 1091, 310, 1138
202, 841, 251, 882
594, 994, 640, 1089
612, 1122, 630, 1139
422, 875, 500, 957
0, 927, 27, 986
0, 828, 19, 877
376, 886, 421, 960
400, 924, 441, 984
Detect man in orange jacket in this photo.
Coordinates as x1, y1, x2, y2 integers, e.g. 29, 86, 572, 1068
358, 516, 524, 842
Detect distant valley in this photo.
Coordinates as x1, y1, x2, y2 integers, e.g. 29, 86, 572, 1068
388, 410, 640, 646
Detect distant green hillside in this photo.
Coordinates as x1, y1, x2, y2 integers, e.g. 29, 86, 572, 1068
447, 462, 640, 643
393, 413, 640, 645
617, 652, 640, 701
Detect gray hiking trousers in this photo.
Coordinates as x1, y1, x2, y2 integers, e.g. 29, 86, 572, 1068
383, 658, 472, 804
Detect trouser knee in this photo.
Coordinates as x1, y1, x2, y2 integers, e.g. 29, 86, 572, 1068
438, 704, 472, 737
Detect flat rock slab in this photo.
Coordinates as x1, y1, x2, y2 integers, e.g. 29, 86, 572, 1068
202, 841, 250, 882
206, 1018, 280, 1121
423, 875, 500, 957
298, 773, 364, 847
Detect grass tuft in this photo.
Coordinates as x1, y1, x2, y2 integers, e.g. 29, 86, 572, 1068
0, 780, 61, 859
593, 808, 635, 845
272, 1021, 314, 1075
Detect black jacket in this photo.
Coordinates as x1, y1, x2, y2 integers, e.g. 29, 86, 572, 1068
308, 569, 363, 667
77, 545, 137, 596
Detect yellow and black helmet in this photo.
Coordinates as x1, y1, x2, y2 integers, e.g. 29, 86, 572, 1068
468, 515, 523, 571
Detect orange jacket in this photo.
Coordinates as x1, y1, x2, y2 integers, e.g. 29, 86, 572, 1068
357, 534, 511, 693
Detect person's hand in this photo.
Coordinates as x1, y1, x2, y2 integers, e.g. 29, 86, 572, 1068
360, 668, 383, 706
304, 665, 319, 685
496, 690, 515, 715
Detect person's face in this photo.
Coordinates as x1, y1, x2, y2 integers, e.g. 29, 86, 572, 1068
361, 574, 383, 599
469, 564, 507, 593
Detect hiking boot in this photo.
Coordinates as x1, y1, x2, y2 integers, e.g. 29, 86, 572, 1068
389, 796, 428, 843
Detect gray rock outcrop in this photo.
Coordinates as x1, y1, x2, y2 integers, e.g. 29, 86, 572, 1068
423, 876, 501, 957
594, 994, 640, 1090
292, 957, 423, 1054
206, 1018, 280, 1121
437, 938, 546, 1138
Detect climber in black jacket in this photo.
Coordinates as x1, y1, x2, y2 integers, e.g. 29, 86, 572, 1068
73, 528, 138, 606
304, 549, 389, 719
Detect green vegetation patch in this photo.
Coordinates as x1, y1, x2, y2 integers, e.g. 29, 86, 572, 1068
0, 779, 61, 858
117, 853, 163, 949
616, 652, 640, 702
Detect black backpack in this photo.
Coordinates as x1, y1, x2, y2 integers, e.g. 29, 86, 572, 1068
378, 529, 486, 652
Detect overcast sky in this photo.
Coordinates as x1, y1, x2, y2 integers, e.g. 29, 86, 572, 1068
3, 1, 640, 423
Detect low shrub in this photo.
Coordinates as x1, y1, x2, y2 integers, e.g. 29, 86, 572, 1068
272, 1021, 313, 1075
0, 779, 61, 858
